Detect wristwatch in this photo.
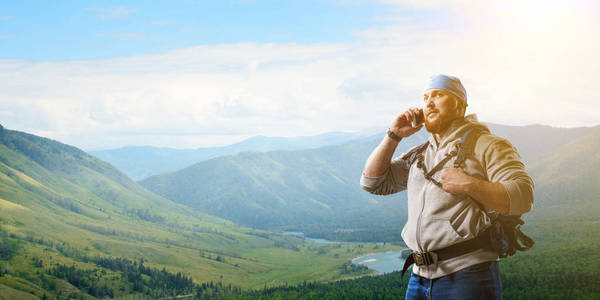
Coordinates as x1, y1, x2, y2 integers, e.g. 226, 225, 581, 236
387, 128, 402, 142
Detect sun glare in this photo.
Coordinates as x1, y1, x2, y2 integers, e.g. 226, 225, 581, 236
493, 0, 578, 29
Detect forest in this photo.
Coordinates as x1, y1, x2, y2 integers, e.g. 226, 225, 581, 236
214, 221, 600, 300
2, 225, 598, 299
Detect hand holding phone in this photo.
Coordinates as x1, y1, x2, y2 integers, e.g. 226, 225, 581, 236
390, 107, 423, 139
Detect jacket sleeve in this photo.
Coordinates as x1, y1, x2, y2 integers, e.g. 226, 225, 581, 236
360, 155, 411, 195
481, 138, 534, 215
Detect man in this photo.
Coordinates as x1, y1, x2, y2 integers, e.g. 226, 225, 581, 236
360, 74, 534, 299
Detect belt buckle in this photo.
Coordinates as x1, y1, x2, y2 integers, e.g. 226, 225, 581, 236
412, 251, 438, 266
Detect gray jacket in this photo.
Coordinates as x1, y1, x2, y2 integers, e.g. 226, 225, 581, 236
360, 114, 534, 279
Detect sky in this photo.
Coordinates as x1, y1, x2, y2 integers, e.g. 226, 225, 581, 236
1, 0, 599, 150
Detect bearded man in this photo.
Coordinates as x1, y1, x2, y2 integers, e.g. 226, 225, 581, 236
360, 74, 534, 299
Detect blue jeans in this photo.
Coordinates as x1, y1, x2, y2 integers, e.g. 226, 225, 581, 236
405, 261, 503, 300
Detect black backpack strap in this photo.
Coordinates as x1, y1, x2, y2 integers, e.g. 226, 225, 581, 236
502, 215, 535, 252
416, 128, 483, 188
454, 128, 484, 168
404, 129, 483, 189
402, 141, 429, 166
514, 226, 535, 251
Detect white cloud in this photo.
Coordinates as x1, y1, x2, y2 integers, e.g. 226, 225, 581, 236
105, 32, 156, 40
87, 6, 137, 20
1, 0, 599, 150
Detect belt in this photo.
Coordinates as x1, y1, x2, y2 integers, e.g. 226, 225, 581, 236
400, 230, 489, 277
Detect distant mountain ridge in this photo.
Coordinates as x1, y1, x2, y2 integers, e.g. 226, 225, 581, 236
140, 122, 600, 241
486, 123, 596, 164
90, 123, 594, 182
90, 131, 368, 180
139, 130, 430, 241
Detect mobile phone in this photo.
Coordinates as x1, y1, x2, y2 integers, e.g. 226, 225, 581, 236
411, 109, 424, 128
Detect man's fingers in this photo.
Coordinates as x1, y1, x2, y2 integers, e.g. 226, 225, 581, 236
397, 107, 421, 122
441, 168, 465, 181
398, 111, 412, 124
392, 107, 425, 137
397, 111, 407, 121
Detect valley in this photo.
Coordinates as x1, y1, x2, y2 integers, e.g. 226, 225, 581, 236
1, 122, 599, 299
0, 125, 400, 299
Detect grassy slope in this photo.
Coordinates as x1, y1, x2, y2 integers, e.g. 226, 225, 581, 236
0, 126, 401, 299
526, 126, 600, 221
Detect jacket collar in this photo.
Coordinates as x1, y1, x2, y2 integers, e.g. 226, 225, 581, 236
427, 114, 483, 151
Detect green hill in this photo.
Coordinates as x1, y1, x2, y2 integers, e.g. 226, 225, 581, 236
140, 124, 599, 242
140, 130, 432, 242
486, 123, 596, 165
90, 132, 367, 181
526, 126, 600, 221
0, 125, 397, 299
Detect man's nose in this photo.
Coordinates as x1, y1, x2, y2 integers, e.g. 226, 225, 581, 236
424, 97, 435, 109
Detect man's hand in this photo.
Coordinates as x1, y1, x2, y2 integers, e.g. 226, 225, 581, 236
441, 168, 510, 214
390, 107, 423, 138
363, 107, 423, 178
440, 168, 474, 194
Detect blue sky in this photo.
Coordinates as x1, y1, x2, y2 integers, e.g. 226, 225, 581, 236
1, 0, 599, 150
1, 0, 424, 60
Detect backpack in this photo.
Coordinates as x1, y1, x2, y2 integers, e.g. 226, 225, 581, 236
402, 128, 534, 258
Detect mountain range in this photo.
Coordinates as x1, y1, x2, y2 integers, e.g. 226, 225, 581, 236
1, 120, 599, 299
139, 122, 600, 241
90, 132, 370, 180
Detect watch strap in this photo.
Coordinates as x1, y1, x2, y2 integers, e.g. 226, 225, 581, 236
387, 128, 402, 142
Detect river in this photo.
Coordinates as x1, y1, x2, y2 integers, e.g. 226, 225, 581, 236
352, 250, 408, 274
282, 231, 408, 274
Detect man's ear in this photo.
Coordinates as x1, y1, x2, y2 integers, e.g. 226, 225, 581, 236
454, 97, 466, 116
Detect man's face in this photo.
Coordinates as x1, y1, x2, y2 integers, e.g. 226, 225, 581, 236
423, 89, 464, 134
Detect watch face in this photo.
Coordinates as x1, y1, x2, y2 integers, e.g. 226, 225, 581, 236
388, 129, 401, 141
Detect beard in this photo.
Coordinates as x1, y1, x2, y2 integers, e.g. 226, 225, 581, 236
425, 112, 458, 134
424, 115, 442, 133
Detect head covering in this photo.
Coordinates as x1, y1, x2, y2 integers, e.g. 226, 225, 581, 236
426, 74, 467, 105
